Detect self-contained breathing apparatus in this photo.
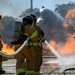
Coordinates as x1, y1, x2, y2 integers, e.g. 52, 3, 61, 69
11, 15, 45, 48
11, 21, 28, 45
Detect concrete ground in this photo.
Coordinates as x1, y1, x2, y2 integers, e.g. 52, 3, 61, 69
2, 58, 60, 74
2, 58, 75, 75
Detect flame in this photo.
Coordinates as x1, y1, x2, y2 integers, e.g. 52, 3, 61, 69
63, 22, 69, 28
44, 8, 75, 55
58, 34, 75, 54
47, 8, 75, 55
65, 8, 75, 22
2, 42, 14, 54
48, 33, 75, 55
1, 9, 75, 56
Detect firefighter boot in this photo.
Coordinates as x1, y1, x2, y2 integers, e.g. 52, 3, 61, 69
17, 72, 26, 75
0, 70, 6, 74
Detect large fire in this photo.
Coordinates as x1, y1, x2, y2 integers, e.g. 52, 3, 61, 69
50, 8, 75, 55
1, 9, 75, 56
43, 8, 75, 56
49, 34, 75, 55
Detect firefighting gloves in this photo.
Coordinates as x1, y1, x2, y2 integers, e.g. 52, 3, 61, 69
11, 34, 29, 45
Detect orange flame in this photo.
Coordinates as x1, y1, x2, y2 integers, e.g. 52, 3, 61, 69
65, 8, 75, 21
48, 33, 75, 55
63, 22, 69, 28
48, 8, 75, 55
2, 42, 14, 54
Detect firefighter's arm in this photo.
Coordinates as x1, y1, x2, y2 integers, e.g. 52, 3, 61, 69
40, 30, 45, 42
20, 34, 29, 42
11, 34, 29, 45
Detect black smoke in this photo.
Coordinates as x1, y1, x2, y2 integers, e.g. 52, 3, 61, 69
1, 16, 15, 46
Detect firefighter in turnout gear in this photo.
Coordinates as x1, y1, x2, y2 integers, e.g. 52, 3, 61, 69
0, 15, 6, 74
22, 15, 45, 75
13, 17, 35, 75
13, 15, 45, 75
11, 21, 26, 75
30, 14, 45, 74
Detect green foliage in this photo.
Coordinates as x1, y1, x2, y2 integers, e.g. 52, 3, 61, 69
54, 2, 75, 17
19, 8, 39, 18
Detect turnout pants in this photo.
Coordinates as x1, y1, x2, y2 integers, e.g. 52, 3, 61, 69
15, 46, 34, 75
15, 45, 42, 75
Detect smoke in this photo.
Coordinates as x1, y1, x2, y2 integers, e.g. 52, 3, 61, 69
1, 16, 15, 46
0, 0, 30, 18
35, 8, 70, 44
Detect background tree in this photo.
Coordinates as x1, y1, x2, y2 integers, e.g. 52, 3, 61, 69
19, 8, 39, 18
54, 2, 75, 17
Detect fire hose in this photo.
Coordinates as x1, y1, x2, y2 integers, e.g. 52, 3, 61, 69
45, 40, 64, 64
0, 38, 63, 74
0, 36, 30, 58
63, 68, 75, 75
45, 41, 75, 74
0, 38, 63, 62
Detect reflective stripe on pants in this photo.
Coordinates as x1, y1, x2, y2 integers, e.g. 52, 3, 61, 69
16, 68, 25, 74
26, 70, 34, 74
34, 71, 40, 75
26, 70, 40, 75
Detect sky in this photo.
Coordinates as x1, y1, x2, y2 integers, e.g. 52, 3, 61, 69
0, 0, 75, 18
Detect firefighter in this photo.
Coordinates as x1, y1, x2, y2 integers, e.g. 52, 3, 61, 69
30, 14, 45, 74
13, 17, 34, 75
11, 21, 26, 75
0, 15, 6, 74
13, 15, 45, 75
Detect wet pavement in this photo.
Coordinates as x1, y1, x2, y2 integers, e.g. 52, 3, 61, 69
2, 58, 75, 75
2, 58, 59, 74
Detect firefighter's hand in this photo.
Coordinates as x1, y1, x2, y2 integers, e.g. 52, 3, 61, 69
21, 34, 29, 41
